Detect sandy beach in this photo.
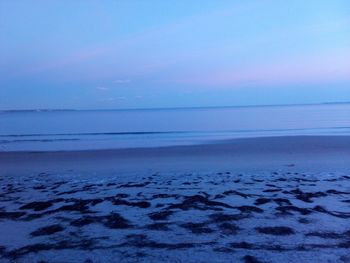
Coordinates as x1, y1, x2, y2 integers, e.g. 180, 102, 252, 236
2, 0, 350, 261
0, 136, 350, 262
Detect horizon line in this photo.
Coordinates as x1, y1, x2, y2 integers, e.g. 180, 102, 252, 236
1, 101, 350, 112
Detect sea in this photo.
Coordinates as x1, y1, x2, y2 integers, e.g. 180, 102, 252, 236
1, 103, 349, 152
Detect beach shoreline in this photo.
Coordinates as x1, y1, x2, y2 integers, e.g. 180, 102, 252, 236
1, 135, 349, 175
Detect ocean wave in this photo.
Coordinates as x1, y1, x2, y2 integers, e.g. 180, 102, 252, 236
1, 127, 350, 138
0, 139, 80, 144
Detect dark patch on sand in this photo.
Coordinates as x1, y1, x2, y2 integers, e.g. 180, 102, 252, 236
298, 217, 311, 224
103, 213, 133, 229
254, 198, 271, 206
209, 213, 247, 222
273, 198, 292, 206
70, 216, 97, 227
148, 210, 174, 221
70, 213, 133, 229
0, 211, 26, 219
111, 199, 151, 208
152, 193, 179, 199
118, 182, 150, 188
243, 255, 265, 263
145, 223, 170, 231
31, 224, 64, 236
222, 190, 251, 198
289, 188, 327, 203
20, 201, 55, 211
275, 205, 312, 216
237, 206, 264, 213
256, 226, 295, 235
180, 222, 214, 234
168, 194, 233, 211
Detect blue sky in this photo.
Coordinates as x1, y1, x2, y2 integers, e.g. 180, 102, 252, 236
0, 0, 349, 109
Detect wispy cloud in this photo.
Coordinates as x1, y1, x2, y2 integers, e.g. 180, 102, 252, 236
96, 86, 109, 91
178, 50, 350, 87
22, 2, 246, 76
113, 79, 131, 84
99, 97, 115, 102
99, 96, 127, 102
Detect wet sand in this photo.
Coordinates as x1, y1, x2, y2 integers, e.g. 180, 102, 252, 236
1, 136, 350, 175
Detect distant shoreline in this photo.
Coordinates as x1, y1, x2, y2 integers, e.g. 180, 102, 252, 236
1, 101, 350, 113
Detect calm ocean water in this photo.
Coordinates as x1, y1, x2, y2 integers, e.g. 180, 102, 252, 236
1, 104, 349, 152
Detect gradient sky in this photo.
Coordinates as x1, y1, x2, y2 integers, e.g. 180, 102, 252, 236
1, 0, 350, 109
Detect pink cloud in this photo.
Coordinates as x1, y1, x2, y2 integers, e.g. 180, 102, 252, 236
178, 51, 350, 87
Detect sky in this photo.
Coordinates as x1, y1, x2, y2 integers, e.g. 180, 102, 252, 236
0, 0, 350, 110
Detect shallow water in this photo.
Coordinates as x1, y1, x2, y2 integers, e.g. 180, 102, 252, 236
0, 104, 349, 151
